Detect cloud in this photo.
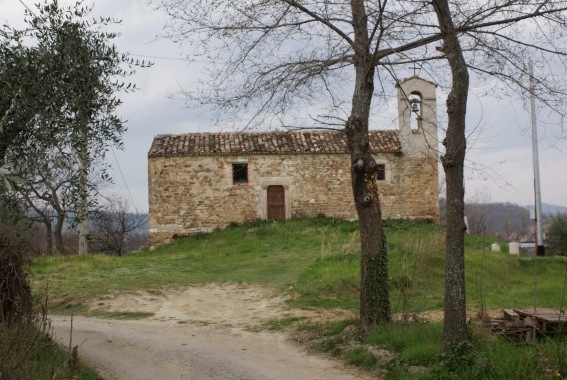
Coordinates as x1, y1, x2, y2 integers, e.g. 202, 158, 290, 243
4, 0, 567, 213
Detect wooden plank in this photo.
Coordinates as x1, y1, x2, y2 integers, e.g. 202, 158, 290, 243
516, 308, 564, 316
536, 316, 565, 323
514, 309, 566, 324
503, 309, 519, 321
523, 317, 539, 328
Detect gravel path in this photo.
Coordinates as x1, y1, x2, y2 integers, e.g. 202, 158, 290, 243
50, 285, 369, 380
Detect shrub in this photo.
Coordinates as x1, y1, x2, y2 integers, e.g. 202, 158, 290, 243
0, 196, 33, 323
547, 213, 567, 255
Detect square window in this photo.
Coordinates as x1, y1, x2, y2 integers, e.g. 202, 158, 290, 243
376, 164, 386, 181
232, 163, 248, 184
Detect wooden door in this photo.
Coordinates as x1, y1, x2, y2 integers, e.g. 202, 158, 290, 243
267, 185, 285, 220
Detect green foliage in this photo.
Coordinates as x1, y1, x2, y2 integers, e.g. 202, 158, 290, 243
0, 0, 148, 334
547, 213, 567, 256
1, 0, 150, 226
438, 340, 478, 373
1, 1, 136, 161
0, 163, 25, 192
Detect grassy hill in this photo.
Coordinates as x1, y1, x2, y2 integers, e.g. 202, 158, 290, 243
31, 217, 565, 316
29, 217, 567, 379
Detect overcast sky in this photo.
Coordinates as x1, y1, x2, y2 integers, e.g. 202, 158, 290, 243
3, 0, 566, 212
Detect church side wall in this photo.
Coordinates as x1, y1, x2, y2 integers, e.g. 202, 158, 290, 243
148, 153, 438, 245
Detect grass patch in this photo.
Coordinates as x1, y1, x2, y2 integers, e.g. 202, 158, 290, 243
313, 335, 345, 357
32, 218, 365, 313
289, 254, 360, 310
255, 316, 307, 331
367, 323, 567, 379
368, 322, 442, 366
323, 318, 358, 336
86, 310, 155, 319
345, 346, 377, 369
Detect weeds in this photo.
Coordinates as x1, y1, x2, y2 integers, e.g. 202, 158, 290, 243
345, 346, 377, 369
254, 316, 307, 332
0, 317, 100, 380
314, 336, 345, 356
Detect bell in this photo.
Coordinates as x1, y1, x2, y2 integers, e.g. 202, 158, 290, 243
411, 103, 420, 113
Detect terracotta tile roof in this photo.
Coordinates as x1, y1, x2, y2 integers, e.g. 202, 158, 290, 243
148, 130, 401, 158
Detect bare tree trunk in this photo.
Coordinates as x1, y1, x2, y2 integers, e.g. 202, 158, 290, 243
54, 214, 66, 255
346, 0, 390, 330
45, 221, 53, 256
432, 0, 469, 348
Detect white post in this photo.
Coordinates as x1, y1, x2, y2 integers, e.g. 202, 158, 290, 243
78, 127, 88, 256
529, 62, 545, 256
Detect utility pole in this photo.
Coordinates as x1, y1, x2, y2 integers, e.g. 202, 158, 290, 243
529, 62, 545, 257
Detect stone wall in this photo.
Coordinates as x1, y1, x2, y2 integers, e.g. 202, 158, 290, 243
148, 152, 439, 245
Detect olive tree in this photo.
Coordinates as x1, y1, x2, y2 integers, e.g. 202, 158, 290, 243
0, 0, 146, 320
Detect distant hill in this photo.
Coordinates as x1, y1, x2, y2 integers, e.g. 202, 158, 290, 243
528, 203, 567, 215
439, 199, 567, 241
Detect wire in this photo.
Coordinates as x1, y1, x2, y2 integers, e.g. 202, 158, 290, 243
110, 145, 139, 213
130, 53, 189, 62
18, 0, 36, 15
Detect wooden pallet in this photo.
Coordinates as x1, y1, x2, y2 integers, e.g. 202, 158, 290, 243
475, 308, 567, 342
513, 308, 567, 334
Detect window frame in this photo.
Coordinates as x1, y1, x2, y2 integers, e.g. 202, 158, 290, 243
376, 164, 386, 181
232, 163, 249, 185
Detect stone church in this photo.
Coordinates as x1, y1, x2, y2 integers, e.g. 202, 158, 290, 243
147, 76, 439, 245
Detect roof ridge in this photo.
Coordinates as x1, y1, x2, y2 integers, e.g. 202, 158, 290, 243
148, 129, 401, 158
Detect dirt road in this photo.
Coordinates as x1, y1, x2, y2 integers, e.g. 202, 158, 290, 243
50, 284, 369, 380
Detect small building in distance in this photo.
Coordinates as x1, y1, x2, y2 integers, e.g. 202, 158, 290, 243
147, 76, 439, 245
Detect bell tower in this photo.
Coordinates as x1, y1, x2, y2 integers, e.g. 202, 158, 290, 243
397, 76, 438, 158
